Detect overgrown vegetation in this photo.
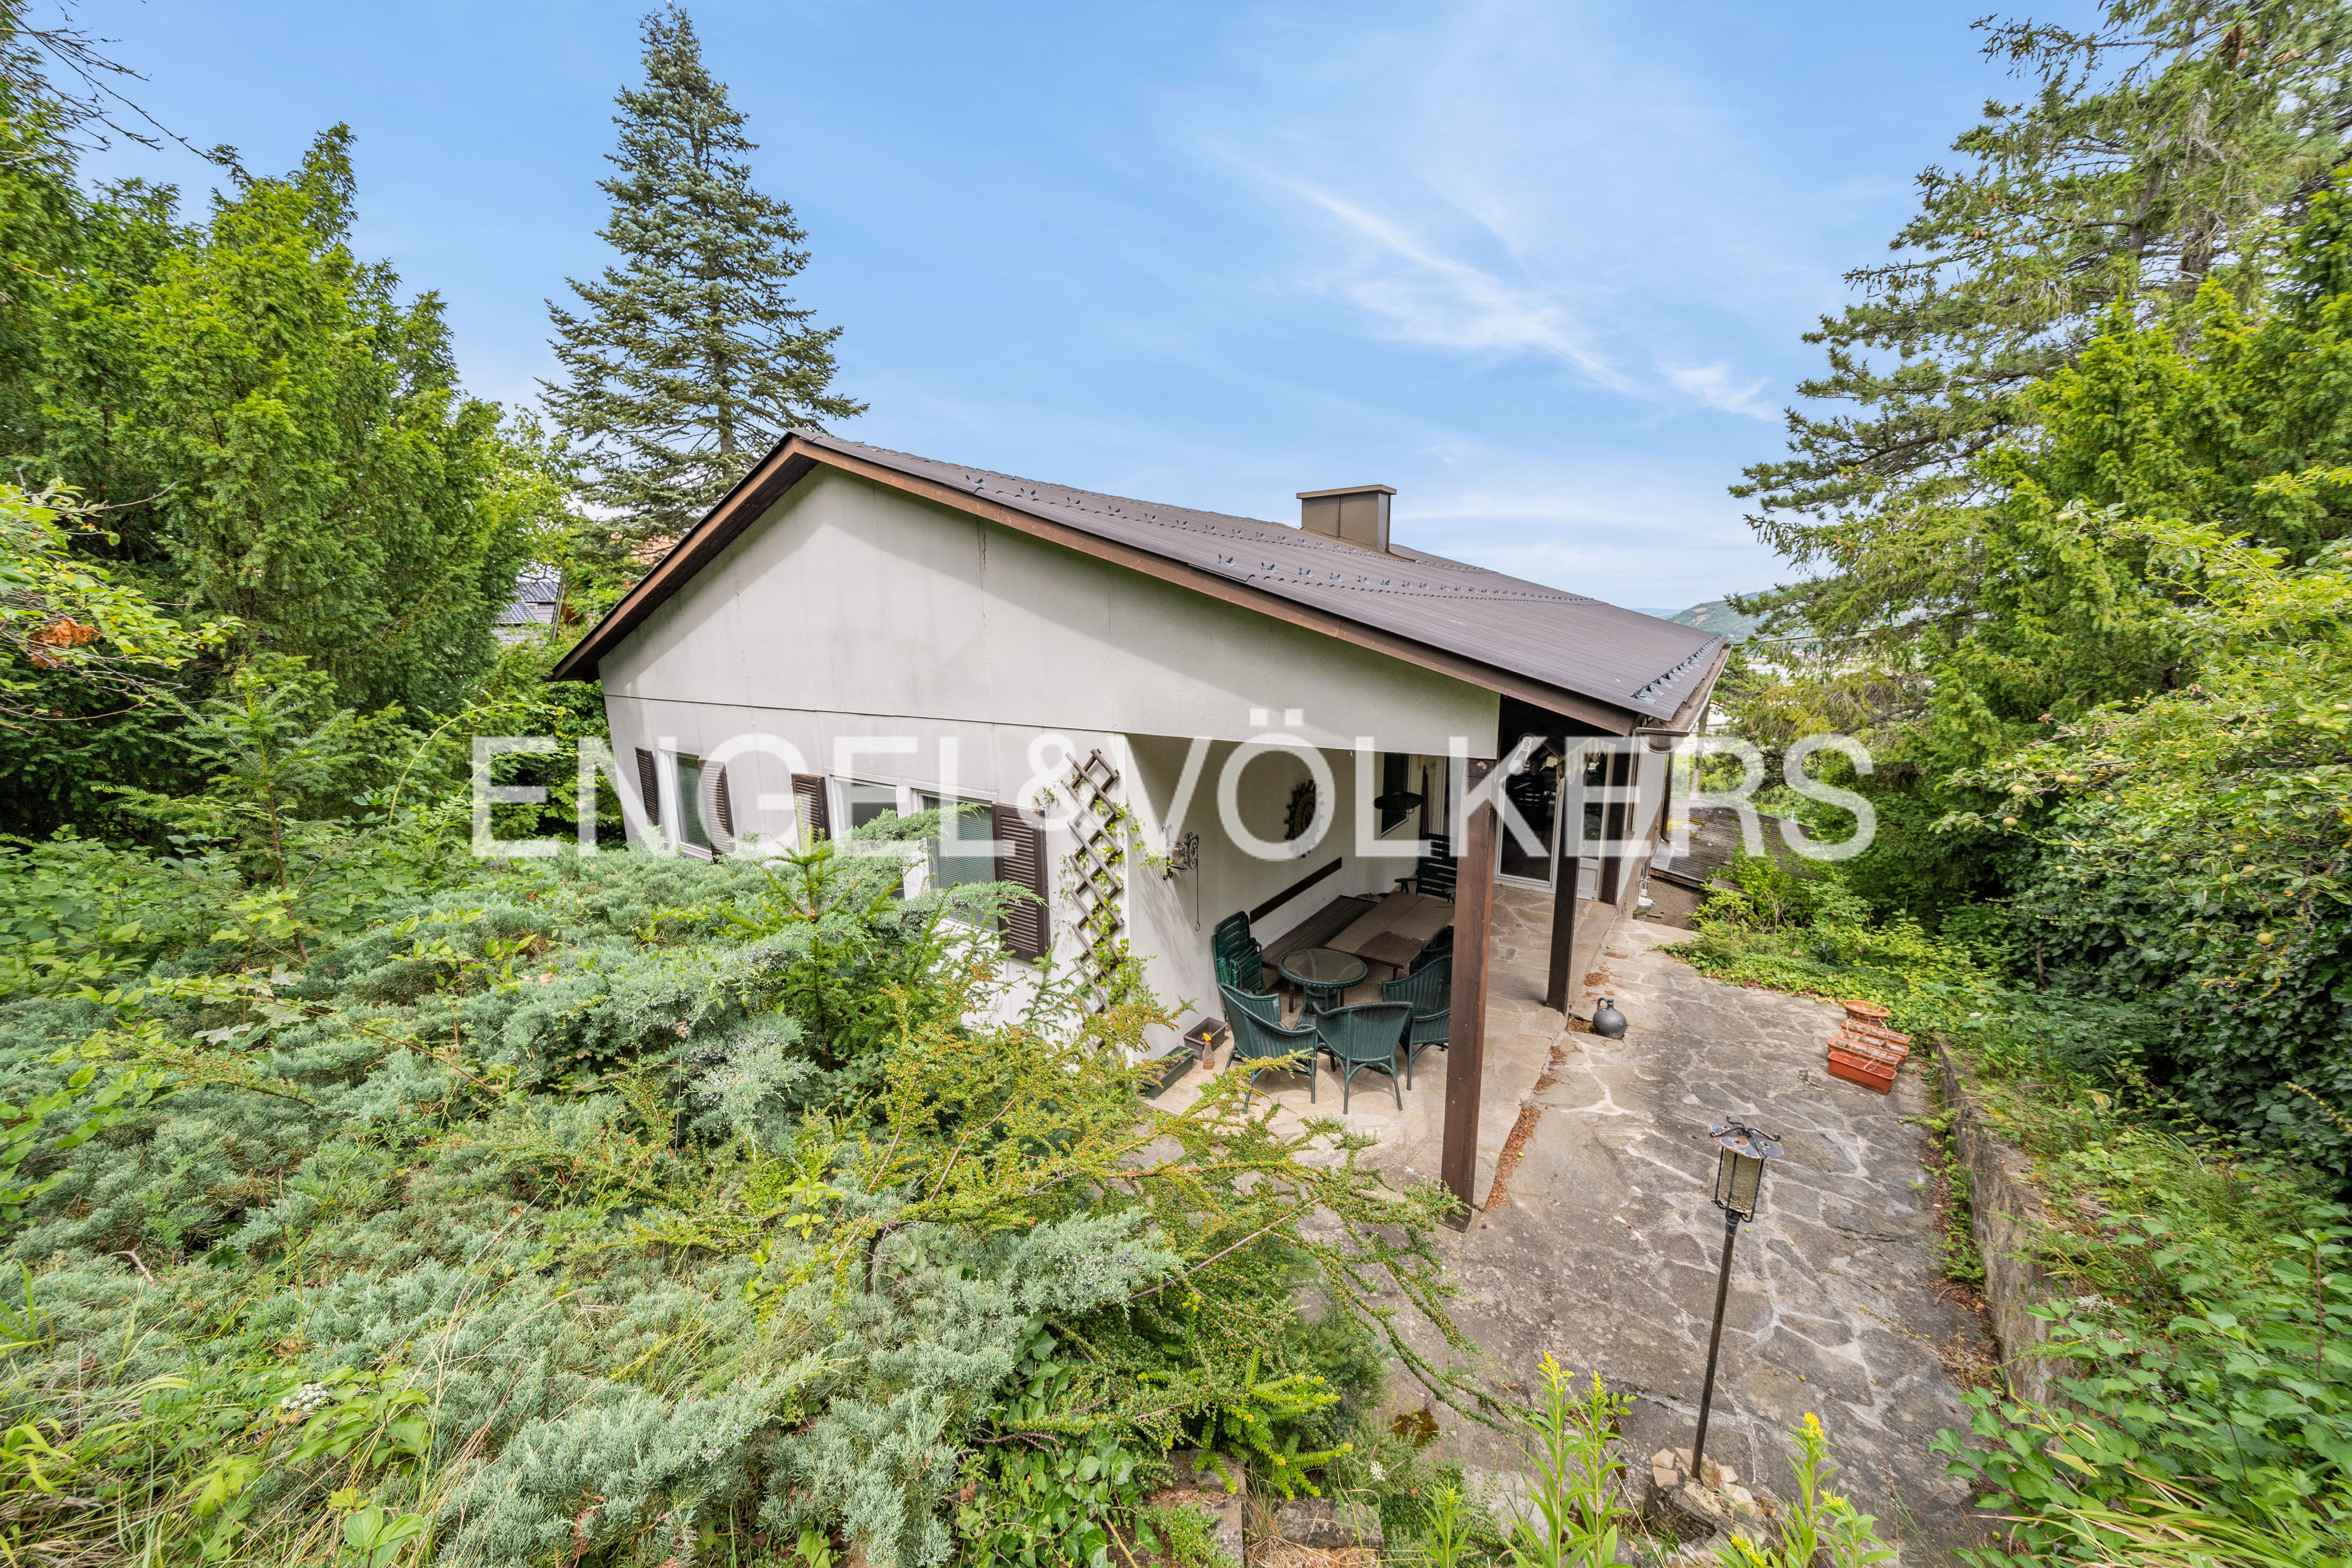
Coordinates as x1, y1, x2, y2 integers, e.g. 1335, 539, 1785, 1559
0, 668, 1497, 1566
1706, 9, 2352, 1552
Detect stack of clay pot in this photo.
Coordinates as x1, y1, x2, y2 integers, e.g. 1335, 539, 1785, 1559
1824, 998, 1910, 1093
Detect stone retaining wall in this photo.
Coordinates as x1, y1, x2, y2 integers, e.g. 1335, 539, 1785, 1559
1936, 1044, 2056, 1405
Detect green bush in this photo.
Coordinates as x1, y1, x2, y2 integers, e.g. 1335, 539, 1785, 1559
0, 708, 1471, 1566
1935, 1195, 2352, 1567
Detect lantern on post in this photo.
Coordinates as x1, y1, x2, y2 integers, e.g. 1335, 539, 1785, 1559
1689, 1121, 1781, 1486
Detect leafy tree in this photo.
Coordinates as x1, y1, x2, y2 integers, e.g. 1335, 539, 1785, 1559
93, 131, 544, 714
1890, 185, 2352, 780
1947, 514, 2352, 1169
0, 116, 568, 833
1722, 170, 2352, 920
544, 3, 862, 553
0, 483, 230, 726
1737, 0, 2352, 651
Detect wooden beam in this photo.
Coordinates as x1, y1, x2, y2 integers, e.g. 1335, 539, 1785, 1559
1441, 757, 1499, 1221
1249, 856, 1343, 925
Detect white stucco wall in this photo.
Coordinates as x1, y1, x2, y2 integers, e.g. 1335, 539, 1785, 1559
591, 466, 1497, 1041
1121, 735, 1436, 1021
597, 466, 1500, 756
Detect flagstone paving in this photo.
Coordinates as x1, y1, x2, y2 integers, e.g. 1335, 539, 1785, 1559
1405, 919, 1993, 1562
1156, 893, 1993, 1560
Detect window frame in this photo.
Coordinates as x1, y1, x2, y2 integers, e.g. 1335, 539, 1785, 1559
670, 750, 715, 860
914, 787, 998, 898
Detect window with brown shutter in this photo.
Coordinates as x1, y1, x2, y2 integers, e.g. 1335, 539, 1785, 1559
634, 747, 661, 828
993, 802, 1049, 960
710, 764, 733, 837
791, 773, 830, 843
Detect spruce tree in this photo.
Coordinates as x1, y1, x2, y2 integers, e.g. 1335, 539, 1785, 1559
1737, 0, 2352, 648
545, 5, 862, 552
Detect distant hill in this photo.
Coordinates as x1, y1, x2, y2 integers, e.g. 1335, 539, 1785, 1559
1669, 599, 1765, 640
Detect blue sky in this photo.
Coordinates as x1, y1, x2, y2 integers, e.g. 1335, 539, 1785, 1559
73, 0, 2012, 610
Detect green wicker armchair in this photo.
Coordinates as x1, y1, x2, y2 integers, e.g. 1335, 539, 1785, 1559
1312, 1002, 1412, 1112
1220, 984, 1283, 1029
1380, 955, 1451, 1088
1214, 912, 1272, 995
1225, 996, 1319, 1100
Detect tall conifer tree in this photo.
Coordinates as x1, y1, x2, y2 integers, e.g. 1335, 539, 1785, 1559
545, 5, 862, 551
1738, 0, 2352, 649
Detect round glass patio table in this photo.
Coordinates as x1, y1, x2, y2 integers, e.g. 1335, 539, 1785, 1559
1279, 947, 1369, 1014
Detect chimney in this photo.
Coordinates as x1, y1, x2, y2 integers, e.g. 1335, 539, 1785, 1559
1297, 484, 1396, 553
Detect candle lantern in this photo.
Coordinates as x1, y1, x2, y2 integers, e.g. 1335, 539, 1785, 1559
1688, 1121, 1782, 1486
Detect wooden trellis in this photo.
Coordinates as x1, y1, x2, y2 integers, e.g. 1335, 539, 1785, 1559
1061, 748, 1128, 1011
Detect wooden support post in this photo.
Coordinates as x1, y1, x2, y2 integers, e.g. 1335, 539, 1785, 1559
1441, 757, 1499, 1221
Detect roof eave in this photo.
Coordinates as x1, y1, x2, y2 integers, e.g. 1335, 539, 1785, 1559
549, 433, 1666, 737
547, 439, 818, 682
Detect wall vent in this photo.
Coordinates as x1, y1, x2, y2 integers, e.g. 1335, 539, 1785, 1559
1297, 484, 1396, 553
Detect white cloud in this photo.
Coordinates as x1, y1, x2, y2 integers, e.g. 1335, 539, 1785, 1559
1173, 0, 1830, 421
1276, 179, 1632, 389
1661, 362, 1777, 421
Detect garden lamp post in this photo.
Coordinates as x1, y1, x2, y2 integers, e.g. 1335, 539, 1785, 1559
1688, 1121, 1782, 1486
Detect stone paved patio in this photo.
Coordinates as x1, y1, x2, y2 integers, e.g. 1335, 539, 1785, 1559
1414, 919, 1993, 1562
1156, 891, 1993, 1560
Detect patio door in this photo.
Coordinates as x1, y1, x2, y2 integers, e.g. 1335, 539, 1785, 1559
1495, 735, 1564, 888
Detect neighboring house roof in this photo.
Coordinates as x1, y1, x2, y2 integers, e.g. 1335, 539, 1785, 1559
549, 431, 1727, 733
496, 565, 564, 631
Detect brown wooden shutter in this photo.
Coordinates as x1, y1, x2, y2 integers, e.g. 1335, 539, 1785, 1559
994, 802, 1049, 959
710, 764, 734, 836
791, 773, 830, 843
634, 747, 661, 828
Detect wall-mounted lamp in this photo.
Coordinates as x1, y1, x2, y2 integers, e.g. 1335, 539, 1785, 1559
1165, 830, 1200, 877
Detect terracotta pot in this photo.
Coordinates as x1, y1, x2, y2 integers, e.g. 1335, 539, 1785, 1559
1840, 1020, 1912, 1058
1826, 1047, 1896, 1093
1842, 999, 1893, 1024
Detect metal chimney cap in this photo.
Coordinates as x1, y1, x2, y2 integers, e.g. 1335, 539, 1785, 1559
1295, 484, 1398, 499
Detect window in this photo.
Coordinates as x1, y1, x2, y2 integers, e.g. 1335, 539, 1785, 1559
1378, 751, 1413, 832
792, 774, 829, 842
841, 780, 900, 831
918, 790, 996, 892
671, 753, 713, 853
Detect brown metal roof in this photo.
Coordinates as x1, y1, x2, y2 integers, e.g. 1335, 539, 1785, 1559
549, 430, 1727, 731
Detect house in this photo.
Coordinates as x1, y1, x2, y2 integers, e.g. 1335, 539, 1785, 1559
494, 564, 565, 644
549, 430, 1728, 1208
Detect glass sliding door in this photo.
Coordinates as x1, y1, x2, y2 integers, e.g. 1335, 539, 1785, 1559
1496, 736, 1563, 887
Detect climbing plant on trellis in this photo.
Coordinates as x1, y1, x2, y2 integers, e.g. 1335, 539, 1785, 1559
1060, 748, 1129, 1012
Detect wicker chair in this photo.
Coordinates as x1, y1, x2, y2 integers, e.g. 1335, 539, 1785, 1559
1226, 998, 1320, 1101
1380, 955, 1451, 1088
1214, 911, 1272, 995
1219, 984, 1284, 1029
1312, 1002, 1412, 1112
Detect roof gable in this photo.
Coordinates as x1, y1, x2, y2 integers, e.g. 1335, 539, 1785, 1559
550, 431, 1726, 731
